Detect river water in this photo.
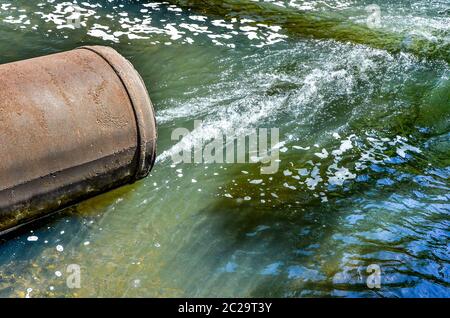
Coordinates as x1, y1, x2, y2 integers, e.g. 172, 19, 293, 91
0, 0, 449, 297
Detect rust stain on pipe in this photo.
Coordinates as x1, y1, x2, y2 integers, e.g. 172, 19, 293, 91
0, 46, 157, 234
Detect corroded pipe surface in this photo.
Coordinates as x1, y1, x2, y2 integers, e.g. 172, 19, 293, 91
0, 46, 157, 234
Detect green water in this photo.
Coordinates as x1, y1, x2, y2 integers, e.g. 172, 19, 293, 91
0, 0, 449, 297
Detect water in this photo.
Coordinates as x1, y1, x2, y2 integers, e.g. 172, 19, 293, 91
0, 0, 449, 297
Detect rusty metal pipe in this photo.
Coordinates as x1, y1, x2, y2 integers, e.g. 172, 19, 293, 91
0, 46, 157, 234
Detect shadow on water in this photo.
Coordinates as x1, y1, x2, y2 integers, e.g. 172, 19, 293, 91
0, 184, 136, 249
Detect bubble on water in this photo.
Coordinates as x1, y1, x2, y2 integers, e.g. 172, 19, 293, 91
27, 236, 38, 242
132, 279, 141, 288
283, 182, 296, 190
189, 15, 207, 22
293, 146, 310, 150
315, 148, 329, 159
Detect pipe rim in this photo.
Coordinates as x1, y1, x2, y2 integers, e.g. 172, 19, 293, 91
78, 46, 157, 181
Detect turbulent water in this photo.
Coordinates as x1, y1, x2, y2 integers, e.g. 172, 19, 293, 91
0, 0, 449, 297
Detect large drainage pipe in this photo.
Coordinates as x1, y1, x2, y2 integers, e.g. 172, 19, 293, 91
0, 46, 157, 234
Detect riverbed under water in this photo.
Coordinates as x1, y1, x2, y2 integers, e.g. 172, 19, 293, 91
0, 0, 449, 297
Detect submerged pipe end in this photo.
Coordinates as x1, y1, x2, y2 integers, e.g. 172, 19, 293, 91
79, 46, 157, 181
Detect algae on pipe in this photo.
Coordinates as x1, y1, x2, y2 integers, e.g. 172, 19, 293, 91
168, 0, 449, 63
